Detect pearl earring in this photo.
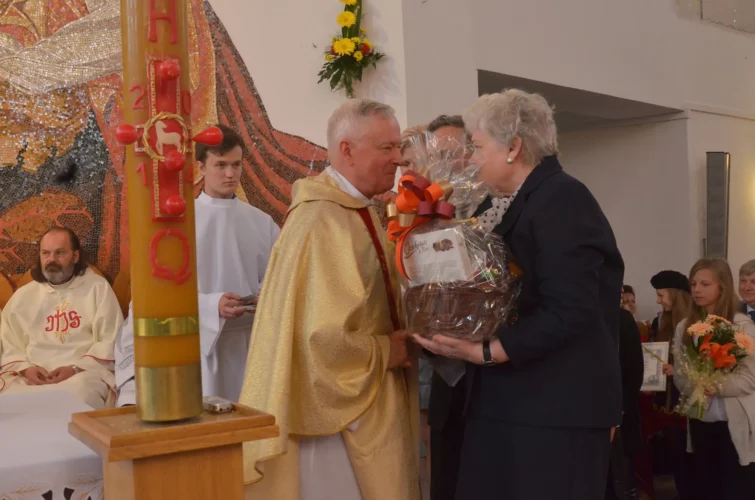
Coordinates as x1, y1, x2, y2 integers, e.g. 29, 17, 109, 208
506, 158, 513, 164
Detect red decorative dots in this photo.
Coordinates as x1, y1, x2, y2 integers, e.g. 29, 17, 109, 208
163, 151, 186, 172
164, 195, 186, 216
157, 60, 180, 80
192, 127, 223, 146
115, 124, 139, 145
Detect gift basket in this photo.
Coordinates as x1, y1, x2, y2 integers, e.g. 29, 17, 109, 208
388, 134, 521, 342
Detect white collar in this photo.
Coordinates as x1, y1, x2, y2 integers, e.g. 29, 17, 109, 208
325, 166, 372, 205
747, 304, 754, 314
198, 191, 236, 207
43, 268, 88, 294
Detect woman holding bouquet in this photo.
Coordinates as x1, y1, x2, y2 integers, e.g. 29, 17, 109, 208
673, 258, 755, 500
414, 89, 625, 500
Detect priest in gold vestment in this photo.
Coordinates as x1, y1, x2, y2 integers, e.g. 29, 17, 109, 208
241, 100, 420, 500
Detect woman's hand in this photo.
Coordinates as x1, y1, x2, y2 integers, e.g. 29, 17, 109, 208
662, 364, 674, 376
412, 334, 509, 365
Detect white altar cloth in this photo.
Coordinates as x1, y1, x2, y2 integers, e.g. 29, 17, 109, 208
0, 391, 103, 499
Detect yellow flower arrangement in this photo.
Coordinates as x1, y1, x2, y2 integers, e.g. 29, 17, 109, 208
333, 38, 356, 56
337, 11, 356, 27
318, 0, 385, 97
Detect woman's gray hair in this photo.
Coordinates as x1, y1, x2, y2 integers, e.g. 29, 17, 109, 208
463, 89, 558, 166
327, 99, 396, 152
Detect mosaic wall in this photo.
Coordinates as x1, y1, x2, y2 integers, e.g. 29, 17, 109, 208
0, 0, 328, 282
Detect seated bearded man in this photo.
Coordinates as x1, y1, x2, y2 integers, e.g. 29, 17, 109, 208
0, 228, 123, 409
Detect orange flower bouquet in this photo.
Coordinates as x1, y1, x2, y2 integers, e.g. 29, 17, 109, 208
676, 313, 755, 418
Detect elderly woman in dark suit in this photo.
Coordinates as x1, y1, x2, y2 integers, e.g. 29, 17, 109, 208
414, 89, 625, 500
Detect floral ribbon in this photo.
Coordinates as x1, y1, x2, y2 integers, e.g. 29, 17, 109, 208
676, 337, 730, 420
385, 171, 455, 278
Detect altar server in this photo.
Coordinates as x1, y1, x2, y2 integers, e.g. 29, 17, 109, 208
241, 100, 419, 500
115, 125, 279, 405
0, 228, 123, 409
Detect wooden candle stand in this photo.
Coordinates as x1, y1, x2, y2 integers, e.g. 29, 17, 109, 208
69, 404, 277, 500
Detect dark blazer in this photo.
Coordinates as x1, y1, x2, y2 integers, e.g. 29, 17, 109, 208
466, 155, 624, 429
618, 308, 644, 458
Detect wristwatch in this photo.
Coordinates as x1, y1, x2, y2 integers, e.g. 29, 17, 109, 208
482, 339, 496, 366
71, 365, 81, 374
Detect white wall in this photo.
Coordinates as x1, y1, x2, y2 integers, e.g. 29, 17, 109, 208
401, 0, 479, 126
559, 118, 693, 320
470, 0, 755, 116
212, 0, 755, 291
687, 111, 755, 277
209, 0, 408, 146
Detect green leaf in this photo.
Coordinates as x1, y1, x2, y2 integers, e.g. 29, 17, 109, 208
354, 1, 362, 36
330, 68, 344, 90
344, 74, 355, 98
687, 344, 698, 361
318, 63, 337, 82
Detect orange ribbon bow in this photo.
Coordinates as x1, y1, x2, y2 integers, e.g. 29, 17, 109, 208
385, 171, 455, 278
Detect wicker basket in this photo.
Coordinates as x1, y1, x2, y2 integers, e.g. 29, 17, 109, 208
404, 279, 517, 342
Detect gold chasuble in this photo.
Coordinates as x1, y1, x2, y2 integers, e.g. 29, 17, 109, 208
241, 172, 419, 500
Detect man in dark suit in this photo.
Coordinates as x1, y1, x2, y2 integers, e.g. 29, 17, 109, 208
422, 113, 472, 500
738, 260, 755, 319
415, 89, 624, 500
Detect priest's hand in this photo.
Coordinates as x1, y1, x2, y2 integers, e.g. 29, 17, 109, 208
387, 330, 412, 369
47, 365, 77, 384
219, 293, 245, 319
21, 366, 50, 385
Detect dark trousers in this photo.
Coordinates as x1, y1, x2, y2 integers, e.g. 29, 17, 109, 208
668, 426, 695, 500
605, 432, 637, 500
456, 417, 612, 500
429, 381, 467, 500
688, 419, 755, 500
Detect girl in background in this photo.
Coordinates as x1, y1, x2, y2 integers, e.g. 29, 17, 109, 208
673, 259, 755, 500
639, 271, 695, 500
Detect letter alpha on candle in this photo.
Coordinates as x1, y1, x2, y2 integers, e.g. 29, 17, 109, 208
148, 0, 178, 44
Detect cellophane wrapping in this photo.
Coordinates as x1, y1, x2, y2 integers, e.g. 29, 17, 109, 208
397, 133, 521, 341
